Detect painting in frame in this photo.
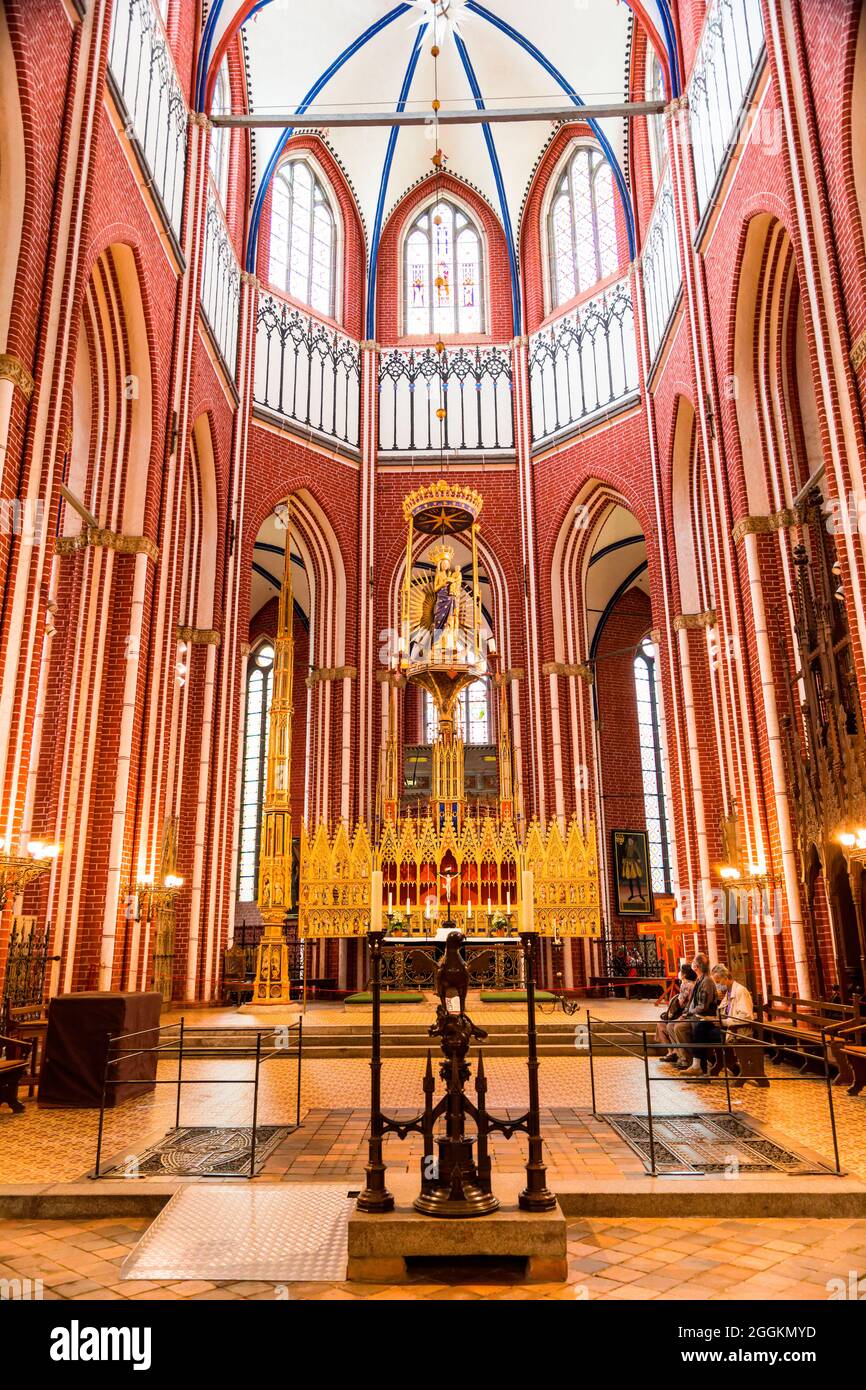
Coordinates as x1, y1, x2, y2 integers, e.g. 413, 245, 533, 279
611, 829, 654, 917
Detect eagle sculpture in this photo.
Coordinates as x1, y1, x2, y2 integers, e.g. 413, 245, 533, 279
406, 930, 496, 1016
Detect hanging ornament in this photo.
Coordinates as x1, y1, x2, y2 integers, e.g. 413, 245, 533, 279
408, 0, 471, 44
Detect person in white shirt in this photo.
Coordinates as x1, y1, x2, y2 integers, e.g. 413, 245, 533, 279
710, 964, 754, 1037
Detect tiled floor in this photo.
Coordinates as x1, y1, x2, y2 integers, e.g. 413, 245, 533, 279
2, 1212, 865, 1301
1, 1048, 858, 1183
3, 996, 866, 1301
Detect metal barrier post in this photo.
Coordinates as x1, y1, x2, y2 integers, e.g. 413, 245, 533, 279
642, 1027, 657, 1176
821, 1027, 842, 1174
175, 1018, 185, 1130
249, 1030, 263, 1179
587, 1009, 598, 1117
94, 1031, 111, 1179
296, 1017, 303, 1126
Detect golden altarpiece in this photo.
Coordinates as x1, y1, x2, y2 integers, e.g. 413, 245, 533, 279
293, 483, 602, 964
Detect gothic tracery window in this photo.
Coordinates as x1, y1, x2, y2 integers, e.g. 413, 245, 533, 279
237, 643, 274, 902
548, 145, 618, 309
404, 199, 484, 336
209, 60, 230, 206
424, 680, 490, 745
634, 637, 673, 894
269, 159, 337, 318
646, 48, 668, 193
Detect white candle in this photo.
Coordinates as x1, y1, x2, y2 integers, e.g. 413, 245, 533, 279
521, 869, 535, 931
506, 889, 511, 914
370, 869, 383, 933
388, 890, 393, 913
487, 895, 492, 915
467, 898, 472, 920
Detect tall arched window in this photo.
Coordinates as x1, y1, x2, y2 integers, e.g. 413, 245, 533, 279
424, 680, 490, 745
405, 199, 484, 335
634, 636, 673, 894
237, 643, 275, 902
269, 160, 337, 318
646, 49, 667, 192
209, 60, 230, 205
548, 146, 618, 308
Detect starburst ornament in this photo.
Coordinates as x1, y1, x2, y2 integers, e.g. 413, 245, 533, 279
408, 0, 471, 43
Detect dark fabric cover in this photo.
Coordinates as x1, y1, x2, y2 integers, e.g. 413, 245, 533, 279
38, 992, 161, 1108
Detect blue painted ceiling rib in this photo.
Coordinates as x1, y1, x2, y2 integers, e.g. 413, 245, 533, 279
196, 0, 227, 111
365, 23, 429, 341
453, 32, 521, 337
464, 1, 636, 260
245, 3, 413, 274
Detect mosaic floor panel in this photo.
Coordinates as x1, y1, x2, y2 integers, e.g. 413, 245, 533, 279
602, 1112, 836, 1175
100, 1126, 294, 1178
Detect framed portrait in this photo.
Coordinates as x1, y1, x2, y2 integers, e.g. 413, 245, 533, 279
611, 829, 654, 917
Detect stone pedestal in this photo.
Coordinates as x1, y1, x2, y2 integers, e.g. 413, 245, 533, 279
348, 1175, 567, 1283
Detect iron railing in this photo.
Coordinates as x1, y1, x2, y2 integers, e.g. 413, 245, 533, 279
528, 277, 638, 443
378, 343, 514, 454
689, 0, 766, 218
1, 920, 57, 1026
599, 934, 663, 979
254, 294, 361, 448
108, 0, 187, 242
200, 187, 241, 379
642, 170, 682, 366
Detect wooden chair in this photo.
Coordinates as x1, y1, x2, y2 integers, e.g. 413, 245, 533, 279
0, 1035, 33, 1113
222, 945, 253, 1005
4, 1004, 48, 1097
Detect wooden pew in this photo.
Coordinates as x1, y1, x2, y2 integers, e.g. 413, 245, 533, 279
0, 1035, 33, 1113
589, 974, 669, 1000
755, 993, 860, 1072
827, 1018, 866, 1095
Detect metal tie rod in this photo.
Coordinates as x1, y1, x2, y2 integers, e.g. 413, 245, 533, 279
211, 101, 665, 129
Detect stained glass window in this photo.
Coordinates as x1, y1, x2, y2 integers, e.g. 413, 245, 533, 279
269, 160, 336, 319
404, 200, 483, 335
548, 146, 619, 308
634, 638, 673, 894
209, 61, 230, 206
424, 680, 490, 746
646, 49, 667, 193
237, 644, 274, 902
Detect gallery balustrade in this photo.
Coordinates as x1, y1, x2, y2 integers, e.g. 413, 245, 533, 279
378, 343, 514, 455
107, 0, 188, 244
689, 0, 766, 219
528, 276, 639, 445
254, 293, 362, 449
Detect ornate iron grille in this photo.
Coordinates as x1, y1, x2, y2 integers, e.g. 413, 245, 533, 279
642, 172, 682, 365
689, 0, 766, 217
1, 920, 56, 1021
254, 295, 361, 448
201, 191, 241, 380
600, 934, 663, 979
108, 0, 188, 242
529, 278, 638, 443
378, 344, 514, 453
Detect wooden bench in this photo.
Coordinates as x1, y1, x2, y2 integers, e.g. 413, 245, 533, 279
755, 993, 860, 1073
589, 974, 669, 1000
0, 1035, 33, 1113
827, 1019, 866, 1095
3, 1004, 48, 1097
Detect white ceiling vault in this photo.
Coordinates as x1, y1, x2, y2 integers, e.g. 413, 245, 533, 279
234, 0, 634, 243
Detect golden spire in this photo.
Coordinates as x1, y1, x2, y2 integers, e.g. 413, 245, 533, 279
257, 504, 295, 924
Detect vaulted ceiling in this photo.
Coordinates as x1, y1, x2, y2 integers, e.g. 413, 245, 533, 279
203, 2, 677, 266
241, 0, 631, 238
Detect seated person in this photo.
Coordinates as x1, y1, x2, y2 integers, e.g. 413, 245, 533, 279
667, 954, 718, 1074
709, 964, 755, 1076
656, 964, 697, 1061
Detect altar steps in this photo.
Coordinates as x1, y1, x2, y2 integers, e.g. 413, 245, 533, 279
160, 1018, 657, 1060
